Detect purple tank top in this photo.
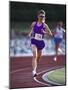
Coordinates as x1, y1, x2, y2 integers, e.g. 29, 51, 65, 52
32, 22, 44, 38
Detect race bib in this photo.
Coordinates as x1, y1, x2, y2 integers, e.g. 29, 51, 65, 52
35, 33, 43, 40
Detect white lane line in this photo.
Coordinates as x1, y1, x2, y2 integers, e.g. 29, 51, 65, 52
10, 66, 63, 74
34, 77, 51, 86
42, 68, 64, 85
10, 65, 64, 86
34, 66, 63, 86
38, 66, 63, 75
10, 68, 29, 74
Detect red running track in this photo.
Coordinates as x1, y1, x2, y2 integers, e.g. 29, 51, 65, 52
9, 55, 66, 89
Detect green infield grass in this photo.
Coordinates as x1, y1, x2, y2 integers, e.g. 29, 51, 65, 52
48, 67, 66, 85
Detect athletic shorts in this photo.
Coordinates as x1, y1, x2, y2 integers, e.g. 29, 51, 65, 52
54, 37, 62, 44
31, 38, 45, 50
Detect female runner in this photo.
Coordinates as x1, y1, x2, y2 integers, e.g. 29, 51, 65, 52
53, 21, 65, 61
28, 10, 52, 77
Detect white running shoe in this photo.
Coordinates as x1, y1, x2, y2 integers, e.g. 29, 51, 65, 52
53, 57, 57, 61
32, 70, 37, 77
58, 48, 62, 54
33, 73, 37, 77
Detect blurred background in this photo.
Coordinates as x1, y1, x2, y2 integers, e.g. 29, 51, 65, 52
9, 1, 66, 57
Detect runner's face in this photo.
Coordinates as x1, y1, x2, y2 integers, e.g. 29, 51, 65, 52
38, 14, 45, 22
59, 22, 63, 27
58, 22, 63, 29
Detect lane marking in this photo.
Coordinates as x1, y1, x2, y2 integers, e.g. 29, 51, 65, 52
34, 66, 64, 86
10, 65, 64, 86
34, 77, 51, 86
10, 68, 29, 74
42, 68, 64, 85
38, 66, 63, 75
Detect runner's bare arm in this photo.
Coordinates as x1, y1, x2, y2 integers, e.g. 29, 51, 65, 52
44, 23, 53, 36
62, 28, 65, 33
28, 22, 36, 37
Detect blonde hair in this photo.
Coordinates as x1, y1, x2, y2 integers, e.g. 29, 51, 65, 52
37, 9, 45, 16
37, 9, 45, 23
